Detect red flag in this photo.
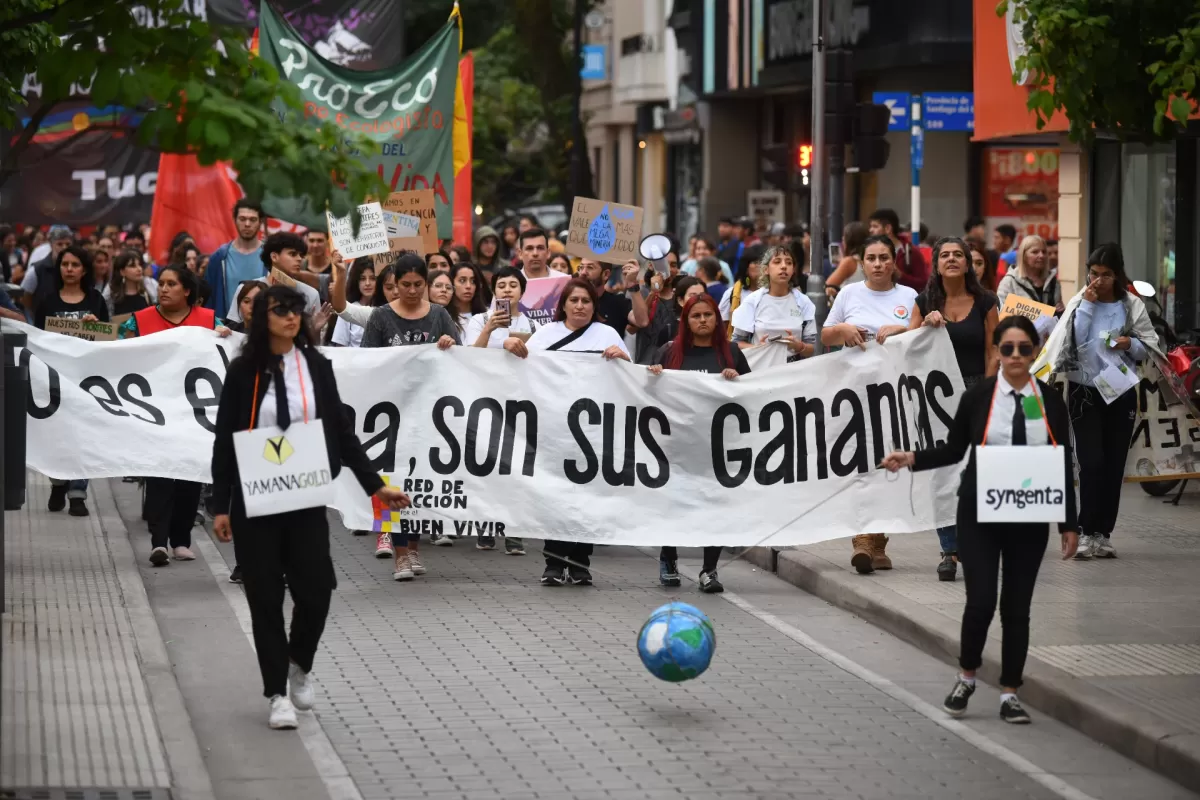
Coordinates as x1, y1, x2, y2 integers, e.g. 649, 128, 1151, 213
148, 154, 241, 264
452, 53, 474, 248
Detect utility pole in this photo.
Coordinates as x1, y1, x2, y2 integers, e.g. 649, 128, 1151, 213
571, 0, 585, 200
808, 0, 826, 276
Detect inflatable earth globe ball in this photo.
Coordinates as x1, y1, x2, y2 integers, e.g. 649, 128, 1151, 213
637, 602, 716, 682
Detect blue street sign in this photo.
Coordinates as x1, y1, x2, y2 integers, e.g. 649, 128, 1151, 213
922, 92, 975, 132
872, 92, 912, 132
911, 126, 925, 173
581, 45, 607, 81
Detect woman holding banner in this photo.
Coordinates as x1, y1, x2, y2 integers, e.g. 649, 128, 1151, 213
116, 265, 231, 565
882, 315, 1078, 724
909, 237, 999, 581
730, 245, 816, 361
360, 254, 459, 580
648, 293, 750, 593
210, 285, 411, 730
821, 235, 918, 573
502, 278, 630, 586
1038, 243, 1159, 561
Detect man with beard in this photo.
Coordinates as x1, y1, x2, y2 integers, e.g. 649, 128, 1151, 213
576, 258, 649, 337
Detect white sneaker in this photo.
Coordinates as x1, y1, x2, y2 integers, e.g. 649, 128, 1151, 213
173, 546, 196, 561
1094, 537, 1117, 558
268, 695, 298, 729
408, 549, 426, 575
288, 662, 314, 711
430, 533, 453, 546
375, 532, 393, 558
1074, 534, 1095, 560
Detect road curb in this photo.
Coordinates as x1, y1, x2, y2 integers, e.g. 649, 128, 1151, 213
94, 478, 217, 800
742, 544, 1200, 795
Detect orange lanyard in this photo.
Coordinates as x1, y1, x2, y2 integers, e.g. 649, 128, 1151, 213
247, 350, 310, 430
980, 376, 1056, 446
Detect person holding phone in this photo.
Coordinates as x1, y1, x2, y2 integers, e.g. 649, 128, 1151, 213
210, 285, 411, 729
881, 315, 1078, 724
729, 245, 816, 361
1036, 243, 1159, 560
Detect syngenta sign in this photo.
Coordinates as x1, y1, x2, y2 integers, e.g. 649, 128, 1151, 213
985, 478, 1064, 511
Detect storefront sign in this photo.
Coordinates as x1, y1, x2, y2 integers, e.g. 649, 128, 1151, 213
747, 190, 785, 228
764, 0, 870, 66
982, 147, 1059, 241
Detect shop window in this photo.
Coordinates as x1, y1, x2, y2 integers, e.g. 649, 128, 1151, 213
1119, 143, 1176, 315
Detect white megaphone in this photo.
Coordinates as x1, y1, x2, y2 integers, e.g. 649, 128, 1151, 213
639, 233, 674, 276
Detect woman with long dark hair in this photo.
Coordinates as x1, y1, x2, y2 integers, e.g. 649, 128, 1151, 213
969, 240, 999, 293
450, 261, 490, 325
211, 285, 410, 729
882, 315, 1078, 725
360, 254, 459, 579
502, 278, 630, 586
329, 259, 375, 347
648, 293, 749, 592
106, 249, 155, 316
908, 237, 999, 581
718, 244, 764, 323
1038, 243, 1159, 560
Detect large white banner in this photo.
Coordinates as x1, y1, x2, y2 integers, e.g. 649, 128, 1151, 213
10, 321, 965, 546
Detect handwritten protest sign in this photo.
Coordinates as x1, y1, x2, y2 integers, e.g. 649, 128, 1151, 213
45, 317, 117, 341
999, 294, 1057, 342
382, 190, 438, 255
566, 197, 644, 262
270, 268, 297, 288
327, 202, 390, 258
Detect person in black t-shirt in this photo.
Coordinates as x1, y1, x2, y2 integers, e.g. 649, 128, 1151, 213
34, 245, 111, 518
576, 258, 649, 337
908, 236, 999, 583
647, 293, 750, 594
107, 250, 154, 317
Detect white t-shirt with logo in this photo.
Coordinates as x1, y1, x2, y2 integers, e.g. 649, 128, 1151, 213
465, 310, 536, 349
825, 282, 917, 334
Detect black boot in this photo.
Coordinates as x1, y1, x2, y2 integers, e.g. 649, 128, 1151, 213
48, 483, 68, 512
937, 553, 957, 582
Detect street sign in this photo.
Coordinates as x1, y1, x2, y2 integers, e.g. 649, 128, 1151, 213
923, 92, 975, 132
581, 45, 607, 81
872, 92, 911, 132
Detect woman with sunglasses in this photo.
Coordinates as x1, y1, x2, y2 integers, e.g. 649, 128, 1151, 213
909, 237, 999, 581
211, 286, 411, 730
882, 315, 1078, 725
1037, 243, 1160, 560
648, 293, 749, 593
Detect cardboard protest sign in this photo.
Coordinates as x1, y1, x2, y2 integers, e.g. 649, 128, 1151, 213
45, 317, 117, 341
566, 198, 644, 262
382, 190, 438, 255
111, 313, 132, 328
369, 237, 427, 271
270, 268, 297, 287
327, 202, 390, 258
999, 294, 1057, 343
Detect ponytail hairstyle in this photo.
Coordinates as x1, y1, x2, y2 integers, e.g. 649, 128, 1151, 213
662, 293, 734, 371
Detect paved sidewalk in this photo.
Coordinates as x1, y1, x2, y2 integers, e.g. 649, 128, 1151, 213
1, 472, 213, 800
748, 484, 1200, 793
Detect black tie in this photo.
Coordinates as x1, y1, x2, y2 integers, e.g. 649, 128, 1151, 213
272, 358, 291, 430
1010, 391, 1026, 446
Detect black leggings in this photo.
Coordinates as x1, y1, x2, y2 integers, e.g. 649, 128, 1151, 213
1069, 382, 1136, 537
957, 509, 1049, 689
543, 539, 593, 569
659, 546, 721, 574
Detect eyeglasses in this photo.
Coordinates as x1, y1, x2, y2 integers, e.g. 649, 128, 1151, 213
999, 342, 1035, 358
1086, 271, 1114, 283
268, 303, 304, 318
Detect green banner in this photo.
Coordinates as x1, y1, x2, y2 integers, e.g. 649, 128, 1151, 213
257, 3, 459, 237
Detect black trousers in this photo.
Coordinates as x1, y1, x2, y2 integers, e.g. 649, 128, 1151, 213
1069, 382, 1137, 537
543, 539, 593, 570
659, 546, 722, 574
957, 501, 1049, 689
232, 503, 336, 699
144, 478, 203, 549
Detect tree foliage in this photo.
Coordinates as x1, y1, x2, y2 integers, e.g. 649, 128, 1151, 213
1001, 0, 1200, 143
0, 0, 390, 216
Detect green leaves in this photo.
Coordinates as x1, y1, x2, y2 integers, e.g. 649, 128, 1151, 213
1003, 0, 1200, 143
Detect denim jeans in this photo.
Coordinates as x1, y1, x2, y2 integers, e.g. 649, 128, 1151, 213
51, 478, 89, 499
937, 525, 957, 554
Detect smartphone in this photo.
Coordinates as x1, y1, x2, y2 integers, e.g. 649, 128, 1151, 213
495, 298, 511, 317
828, 243, 842, 265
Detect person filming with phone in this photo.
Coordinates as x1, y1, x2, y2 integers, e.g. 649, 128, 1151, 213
466, 266, 538, 350
881, 315, 1078, 725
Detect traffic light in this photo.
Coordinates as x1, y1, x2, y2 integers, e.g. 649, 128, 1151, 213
824, 50, 855, 147
853, 103, 891, 172
796, 144, 813, 169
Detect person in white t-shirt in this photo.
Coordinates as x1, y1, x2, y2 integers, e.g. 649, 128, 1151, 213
467, 266, 538, 350
729, 245, 816, 360
329, 258, 376, 348
820, 233, 919, 576
822, 235, 919, 349
502, 278, 630, 588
